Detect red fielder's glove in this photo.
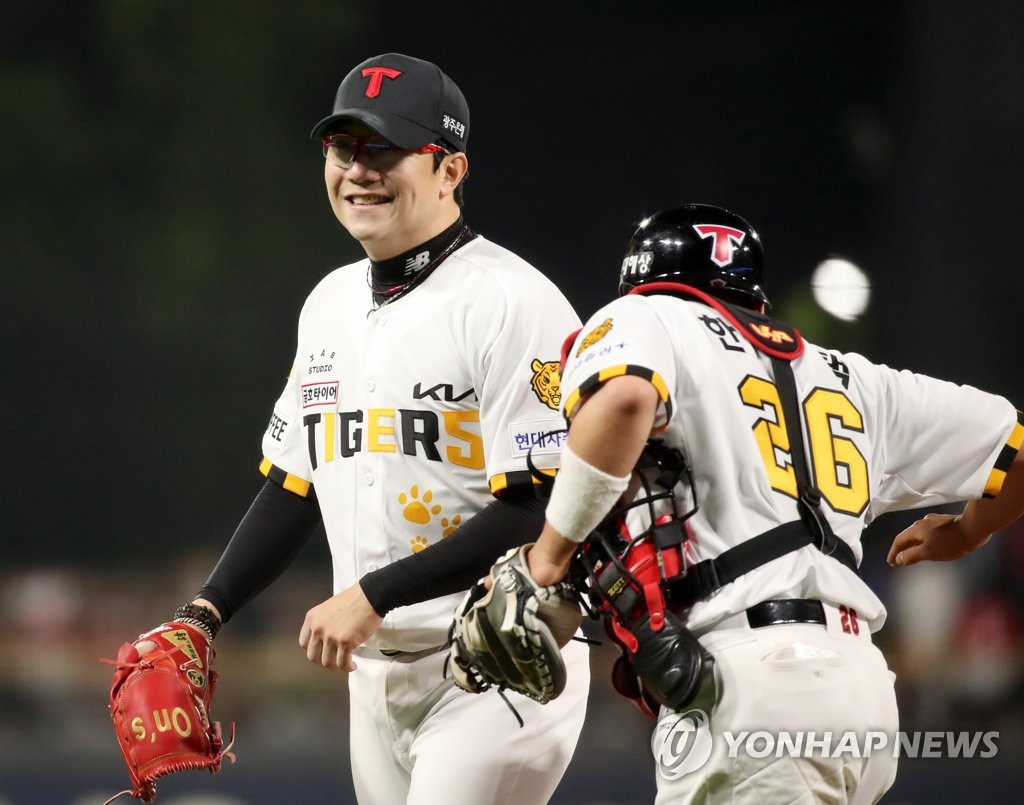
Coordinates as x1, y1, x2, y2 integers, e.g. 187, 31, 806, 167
102, 622, 235, 802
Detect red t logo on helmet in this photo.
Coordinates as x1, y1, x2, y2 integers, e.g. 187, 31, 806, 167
693, 224, 746, 267
361, 67, 402, 98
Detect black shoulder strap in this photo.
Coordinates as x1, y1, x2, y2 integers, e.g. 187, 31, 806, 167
770, 355, 816, 501
770, 356, 857, 570
662, 346, 858, 610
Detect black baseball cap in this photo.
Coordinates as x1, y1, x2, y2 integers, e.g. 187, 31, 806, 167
310, 53, 470, 152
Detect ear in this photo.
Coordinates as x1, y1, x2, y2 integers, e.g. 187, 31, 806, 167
439, 152, 469, 198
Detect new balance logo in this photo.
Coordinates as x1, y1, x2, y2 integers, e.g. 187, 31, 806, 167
405, 251, 431, 275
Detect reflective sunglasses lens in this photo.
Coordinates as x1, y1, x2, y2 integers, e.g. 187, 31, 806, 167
326, 136, 357, 166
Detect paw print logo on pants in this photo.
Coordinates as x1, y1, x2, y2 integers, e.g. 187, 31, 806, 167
399, 486, 442, 552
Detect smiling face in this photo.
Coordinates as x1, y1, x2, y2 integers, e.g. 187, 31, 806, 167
324, 122, 468, 260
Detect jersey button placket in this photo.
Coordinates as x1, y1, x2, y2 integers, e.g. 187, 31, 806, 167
358, 316, 391, 589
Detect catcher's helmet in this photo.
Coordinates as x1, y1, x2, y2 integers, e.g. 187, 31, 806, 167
618, 203, 768, 308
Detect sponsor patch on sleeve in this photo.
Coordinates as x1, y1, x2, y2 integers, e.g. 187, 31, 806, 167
266, 411, 290, 443
301, 380, 339, 408
509, 419, 567, 456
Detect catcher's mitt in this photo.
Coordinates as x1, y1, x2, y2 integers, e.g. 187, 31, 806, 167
448, 545, 582, 706
102, 621, 234, 802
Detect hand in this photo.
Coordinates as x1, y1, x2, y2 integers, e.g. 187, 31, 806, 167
887, 512, 991, 567
481, 544, 568, 591
525, 542, 572, 587
299, 584, 383, 672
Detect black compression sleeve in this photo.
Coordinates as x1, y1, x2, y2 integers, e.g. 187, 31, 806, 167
359, 493, 546, 616
195, 479, 321, 623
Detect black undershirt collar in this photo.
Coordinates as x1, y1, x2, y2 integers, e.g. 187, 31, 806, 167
368, 216, 475, 307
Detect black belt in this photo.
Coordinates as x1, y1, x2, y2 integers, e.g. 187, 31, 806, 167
746, 599, 825, 628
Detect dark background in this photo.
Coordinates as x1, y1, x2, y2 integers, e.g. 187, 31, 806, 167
3, 1, 1023, 803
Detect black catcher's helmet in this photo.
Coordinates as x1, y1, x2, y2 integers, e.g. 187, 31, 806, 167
618, 203, 768, 308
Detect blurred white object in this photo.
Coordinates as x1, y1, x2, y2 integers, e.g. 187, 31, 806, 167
811, 258, 871, 321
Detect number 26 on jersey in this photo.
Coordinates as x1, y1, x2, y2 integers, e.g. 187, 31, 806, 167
739, 375, 869, 516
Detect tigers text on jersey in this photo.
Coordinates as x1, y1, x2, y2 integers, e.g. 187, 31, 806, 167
261, 236, 579, 651
562, 292, 1023, 634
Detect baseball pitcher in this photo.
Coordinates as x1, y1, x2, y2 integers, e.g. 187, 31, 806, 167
104, 53, 589, 804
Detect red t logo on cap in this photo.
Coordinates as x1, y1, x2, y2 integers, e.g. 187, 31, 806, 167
361, 67, 402, 98
692, 224, 746, 267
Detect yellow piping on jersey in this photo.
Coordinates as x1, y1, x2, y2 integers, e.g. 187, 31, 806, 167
260, 457, 312, 498
1008, 420, 1024, 451
489, 468, 557, 496
984, 469, 1007, 499
564, 365, 670, 423
982, 419, 1024, 499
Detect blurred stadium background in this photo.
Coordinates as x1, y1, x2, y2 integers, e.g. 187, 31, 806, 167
3, 1, 1023, 802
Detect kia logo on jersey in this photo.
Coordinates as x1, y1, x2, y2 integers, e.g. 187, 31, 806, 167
361, 66, 402, 98
693, 224, 746, 267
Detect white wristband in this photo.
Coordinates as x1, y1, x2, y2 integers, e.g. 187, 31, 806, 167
545, 443, 631, 543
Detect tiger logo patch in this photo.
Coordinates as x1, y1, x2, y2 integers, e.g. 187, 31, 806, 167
576, 318, 613, 357
530, 359, 562, 411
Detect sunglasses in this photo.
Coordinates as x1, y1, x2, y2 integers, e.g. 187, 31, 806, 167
321, 133, 449, 169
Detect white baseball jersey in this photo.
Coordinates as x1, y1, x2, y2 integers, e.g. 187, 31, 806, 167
561, 291, 1023, 634
260, 236, 579, 651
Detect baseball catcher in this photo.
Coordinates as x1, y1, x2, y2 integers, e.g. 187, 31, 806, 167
101, 605, 234, 802
449, 545, 583, 711
453, 200, 1024, 803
